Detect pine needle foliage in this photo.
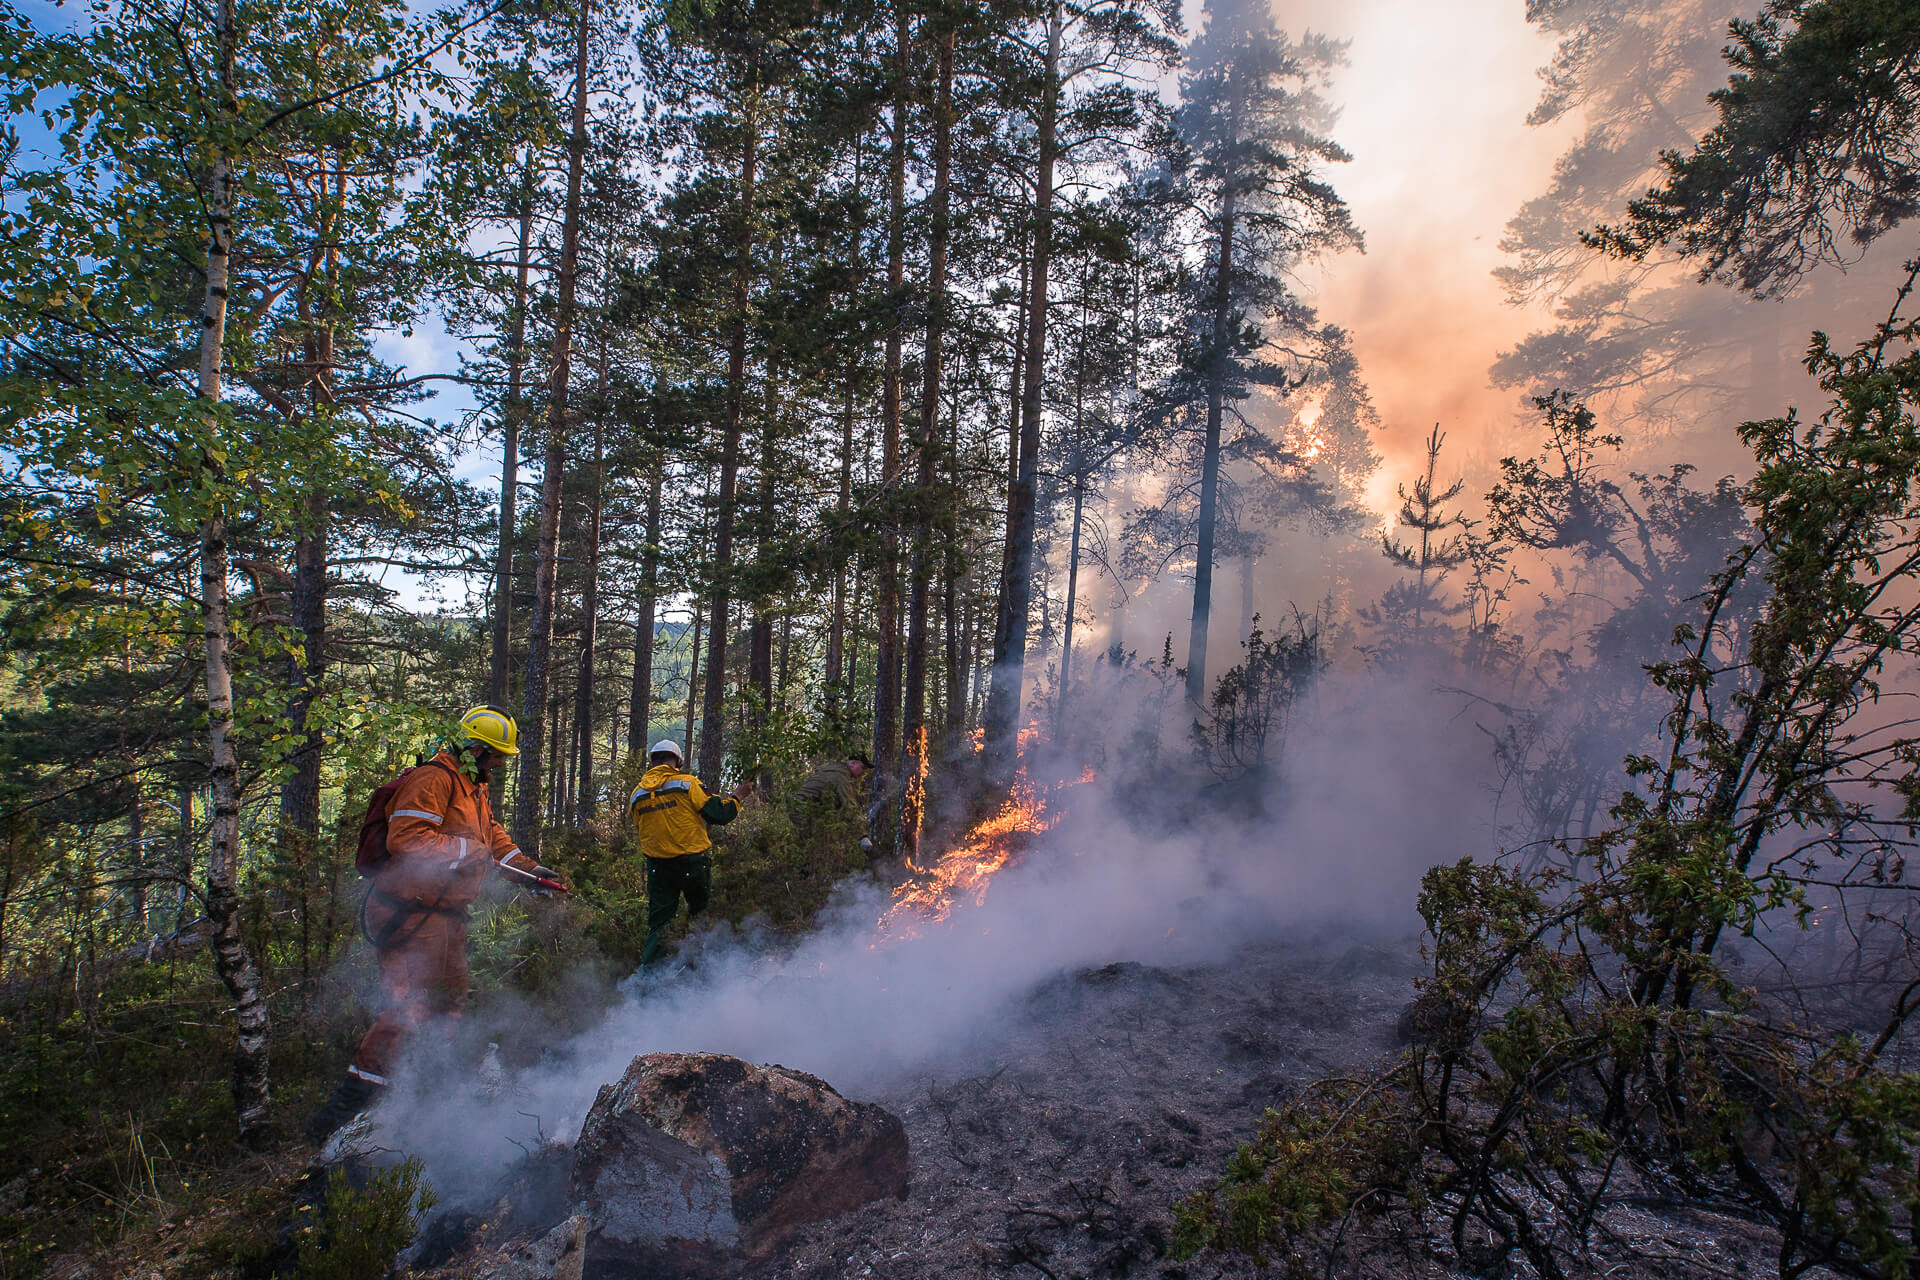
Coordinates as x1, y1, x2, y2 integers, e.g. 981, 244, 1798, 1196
1190, 617, 1321, 788
294, 1158, 436, 1280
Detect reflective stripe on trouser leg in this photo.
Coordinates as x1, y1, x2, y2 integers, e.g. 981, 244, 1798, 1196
350, 909, 470, 1079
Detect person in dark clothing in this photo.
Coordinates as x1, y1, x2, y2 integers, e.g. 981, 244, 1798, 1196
790, 753, 873, 852
793, 753, 871, 811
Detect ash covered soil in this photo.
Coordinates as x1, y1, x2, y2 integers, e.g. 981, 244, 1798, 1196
417, 931, 1788, 1280
743, 940, 1781, 1280
416, 934, 1419, 1280
746, 936, 1416, 1280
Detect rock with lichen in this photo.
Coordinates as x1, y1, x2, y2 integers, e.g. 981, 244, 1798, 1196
568, 1052, 909, 1277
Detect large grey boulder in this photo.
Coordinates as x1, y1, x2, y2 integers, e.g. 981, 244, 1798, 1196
569, 1052, 909, 1277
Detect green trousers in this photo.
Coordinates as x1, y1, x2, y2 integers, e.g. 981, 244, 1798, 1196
642, 852, 711, 965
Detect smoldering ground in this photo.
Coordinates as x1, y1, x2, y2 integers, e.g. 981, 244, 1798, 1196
360, 653, 1920, 1280
358, 664, 1508, 1211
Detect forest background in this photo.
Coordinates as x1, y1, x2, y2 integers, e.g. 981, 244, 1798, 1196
2, 0, 1918, 1274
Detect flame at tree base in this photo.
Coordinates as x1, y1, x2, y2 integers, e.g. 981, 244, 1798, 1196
873, 757, 1088, 947
898, 725, 931, 867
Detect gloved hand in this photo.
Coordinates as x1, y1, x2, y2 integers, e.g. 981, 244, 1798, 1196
528, 864, 565, 898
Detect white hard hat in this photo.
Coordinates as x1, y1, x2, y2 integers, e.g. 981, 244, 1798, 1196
650, 739, 685, 761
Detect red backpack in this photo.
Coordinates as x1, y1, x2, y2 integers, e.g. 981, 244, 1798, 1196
355, 760, 456, 876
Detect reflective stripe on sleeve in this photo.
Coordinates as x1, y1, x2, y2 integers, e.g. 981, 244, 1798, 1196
347, 1064, 390, 1086
392, 808, 443, 824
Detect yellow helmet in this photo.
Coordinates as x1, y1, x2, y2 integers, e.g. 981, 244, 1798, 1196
460, 705, 520, 756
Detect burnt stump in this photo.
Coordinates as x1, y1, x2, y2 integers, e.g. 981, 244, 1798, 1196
569, 1052, 909, 1278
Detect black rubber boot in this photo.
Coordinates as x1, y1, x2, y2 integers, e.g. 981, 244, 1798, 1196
305, 1074, 381, 1146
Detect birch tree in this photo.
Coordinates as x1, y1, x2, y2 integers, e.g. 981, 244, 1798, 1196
0, 0, 468, 1141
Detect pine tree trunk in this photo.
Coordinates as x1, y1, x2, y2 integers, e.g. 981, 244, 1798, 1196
987, 237, 1027, 704
1056, 478, 1085, 734
825, 127, 865, 726
985, 5, 1061, 781
943, 393, 964, 737
514, 0, 592, 855
984, 241, 1026, 737
175, 783, 194, 931
548, 688, 566, 825
281, 129, 348, 854
490, 168, 536, 707
280, 273, 336, 841
1035, 517, 1054, 654
684, 608, 702, 762
1238, 551, 1255, 644
825, 374, 854, 716
748, 355, 778, 790
957, 586, 975, 735
697, 102, 759, 785
1008, 250, 1027, 494
847, 572, 865, 692
281, 491, 327, 835
900, 17, 953, 857
627, 470, 662, 754
872, 5, 911, 814
195, 5, 271, 1132
777, 609, 792, 697
969, 591, 987, 725
573, 358, 606, 823
126, 764, 146, 929
1185, 162, 1237, 706
1186, 66, 1250, 706
564, 686, 579, 816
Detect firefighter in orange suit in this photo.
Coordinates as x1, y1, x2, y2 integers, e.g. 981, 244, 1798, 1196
307, 705, 562, 1145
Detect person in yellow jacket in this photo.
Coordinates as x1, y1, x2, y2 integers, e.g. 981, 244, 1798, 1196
630, 739, 749, 964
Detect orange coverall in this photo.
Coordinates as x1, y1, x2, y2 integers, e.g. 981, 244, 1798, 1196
349, 752, 539, 1084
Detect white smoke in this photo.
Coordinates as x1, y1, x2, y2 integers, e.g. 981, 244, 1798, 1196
373, 666, 1502, 1203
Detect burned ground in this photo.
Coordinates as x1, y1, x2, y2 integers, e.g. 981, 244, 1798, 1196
728, 937, 1780, 1280
733, 937, 1416, 1280
393, 931, 1784, 1280
41, 919, 1809, 1280
409, 933, 1419, 1280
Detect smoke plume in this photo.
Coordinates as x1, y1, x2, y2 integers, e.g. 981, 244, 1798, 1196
372, 666, 1501, 1204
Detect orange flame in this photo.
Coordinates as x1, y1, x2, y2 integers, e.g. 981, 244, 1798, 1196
874, 735, 1089, 947
900, 725, 931, 871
